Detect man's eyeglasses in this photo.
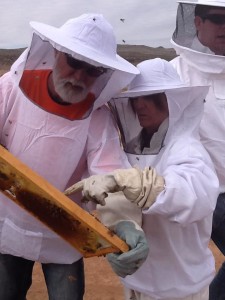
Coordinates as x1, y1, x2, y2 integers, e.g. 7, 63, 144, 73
202, 14, 225, 25
65, 53, 107, 78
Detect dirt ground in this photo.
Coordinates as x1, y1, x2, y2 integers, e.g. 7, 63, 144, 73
25, 241, 223, 300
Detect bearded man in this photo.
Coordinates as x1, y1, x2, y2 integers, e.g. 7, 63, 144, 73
0, 14, 149, 300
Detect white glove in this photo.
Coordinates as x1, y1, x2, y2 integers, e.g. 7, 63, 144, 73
82, 167, 165, 208
82, 174, 122, 205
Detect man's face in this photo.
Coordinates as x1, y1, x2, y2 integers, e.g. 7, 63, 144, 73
195, 8, 225, 55
132, 93, 169, 135
52, 52, 107, 104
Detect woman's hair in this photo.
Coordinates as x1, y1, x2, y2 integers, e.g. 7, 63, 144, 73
129, 93, 167, 114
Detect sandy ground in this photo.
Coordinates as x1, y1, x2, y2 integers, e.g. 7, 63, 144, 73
25, 241, 224, 300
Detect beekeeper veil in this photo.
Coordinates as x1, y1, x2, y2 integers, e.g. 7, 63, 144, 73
109, 58, 208, 158
11, 14, 138, 120
171, 0, 225, 55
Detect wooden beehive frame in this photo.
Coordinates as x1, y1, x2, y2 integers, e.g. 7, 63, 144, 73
0, 146, 129, 257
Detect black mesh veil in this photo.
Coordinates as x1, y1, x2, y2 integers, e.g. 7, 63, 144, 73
109, 97, 168, 155
172, 3, 198, 48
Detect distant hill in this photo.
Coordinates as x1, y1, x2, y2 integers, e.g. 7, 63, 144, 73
117, 45, 177, 65
0, 45, 177, 75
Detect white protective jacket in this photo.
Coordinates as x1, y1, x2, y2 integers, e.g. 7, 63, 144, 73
0, 15, 138, 264
171, 43, 225, 194
170, 0, 225, 193
99, 59, 219, 299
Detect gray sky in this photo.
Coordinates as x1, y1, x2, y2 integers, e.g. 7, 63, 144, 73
0, 0, 178, 49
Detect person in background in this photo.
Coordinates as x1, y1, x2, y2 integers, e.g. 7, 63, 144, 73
79, 58, 219, 300
0, 13, 149, 300
170, 1, 225, 298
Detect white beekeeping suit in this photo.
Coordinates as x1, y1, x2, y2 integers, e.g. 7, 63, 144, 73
171, 2, 225, 299
92, 58, 219, 299
171, 0, 225, 192
0, 14, 139, 264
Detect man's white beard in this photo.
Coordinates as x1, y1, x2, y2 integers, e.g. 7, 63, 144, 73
52, 69, 91, 104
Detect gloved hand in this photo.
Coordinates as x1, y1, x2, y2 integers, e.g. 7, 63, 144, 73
82, 167, 165, 208
106, 221, 149, 278
82, 174, 122, 205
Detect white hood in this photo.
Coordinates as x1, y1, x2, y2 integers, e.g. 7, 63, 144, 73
171, 40, 225, 76
109, 58, 209, 156
171, 0, 225, 75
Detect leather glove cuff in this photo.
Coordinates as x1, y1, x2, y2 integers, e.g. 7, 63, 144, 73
113, 167, 165, 209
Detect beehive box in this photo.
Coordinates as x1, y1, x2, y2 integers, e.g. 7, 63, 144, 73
0, 145, 128, 257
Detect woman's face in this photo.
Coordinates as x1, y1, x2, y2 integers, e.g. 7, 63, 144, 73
132, 93, 169, 134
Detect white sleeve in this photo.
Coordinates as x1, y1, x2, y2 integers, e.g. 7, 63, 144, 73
145, 140, 219, 225
86, 105, 131, 175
